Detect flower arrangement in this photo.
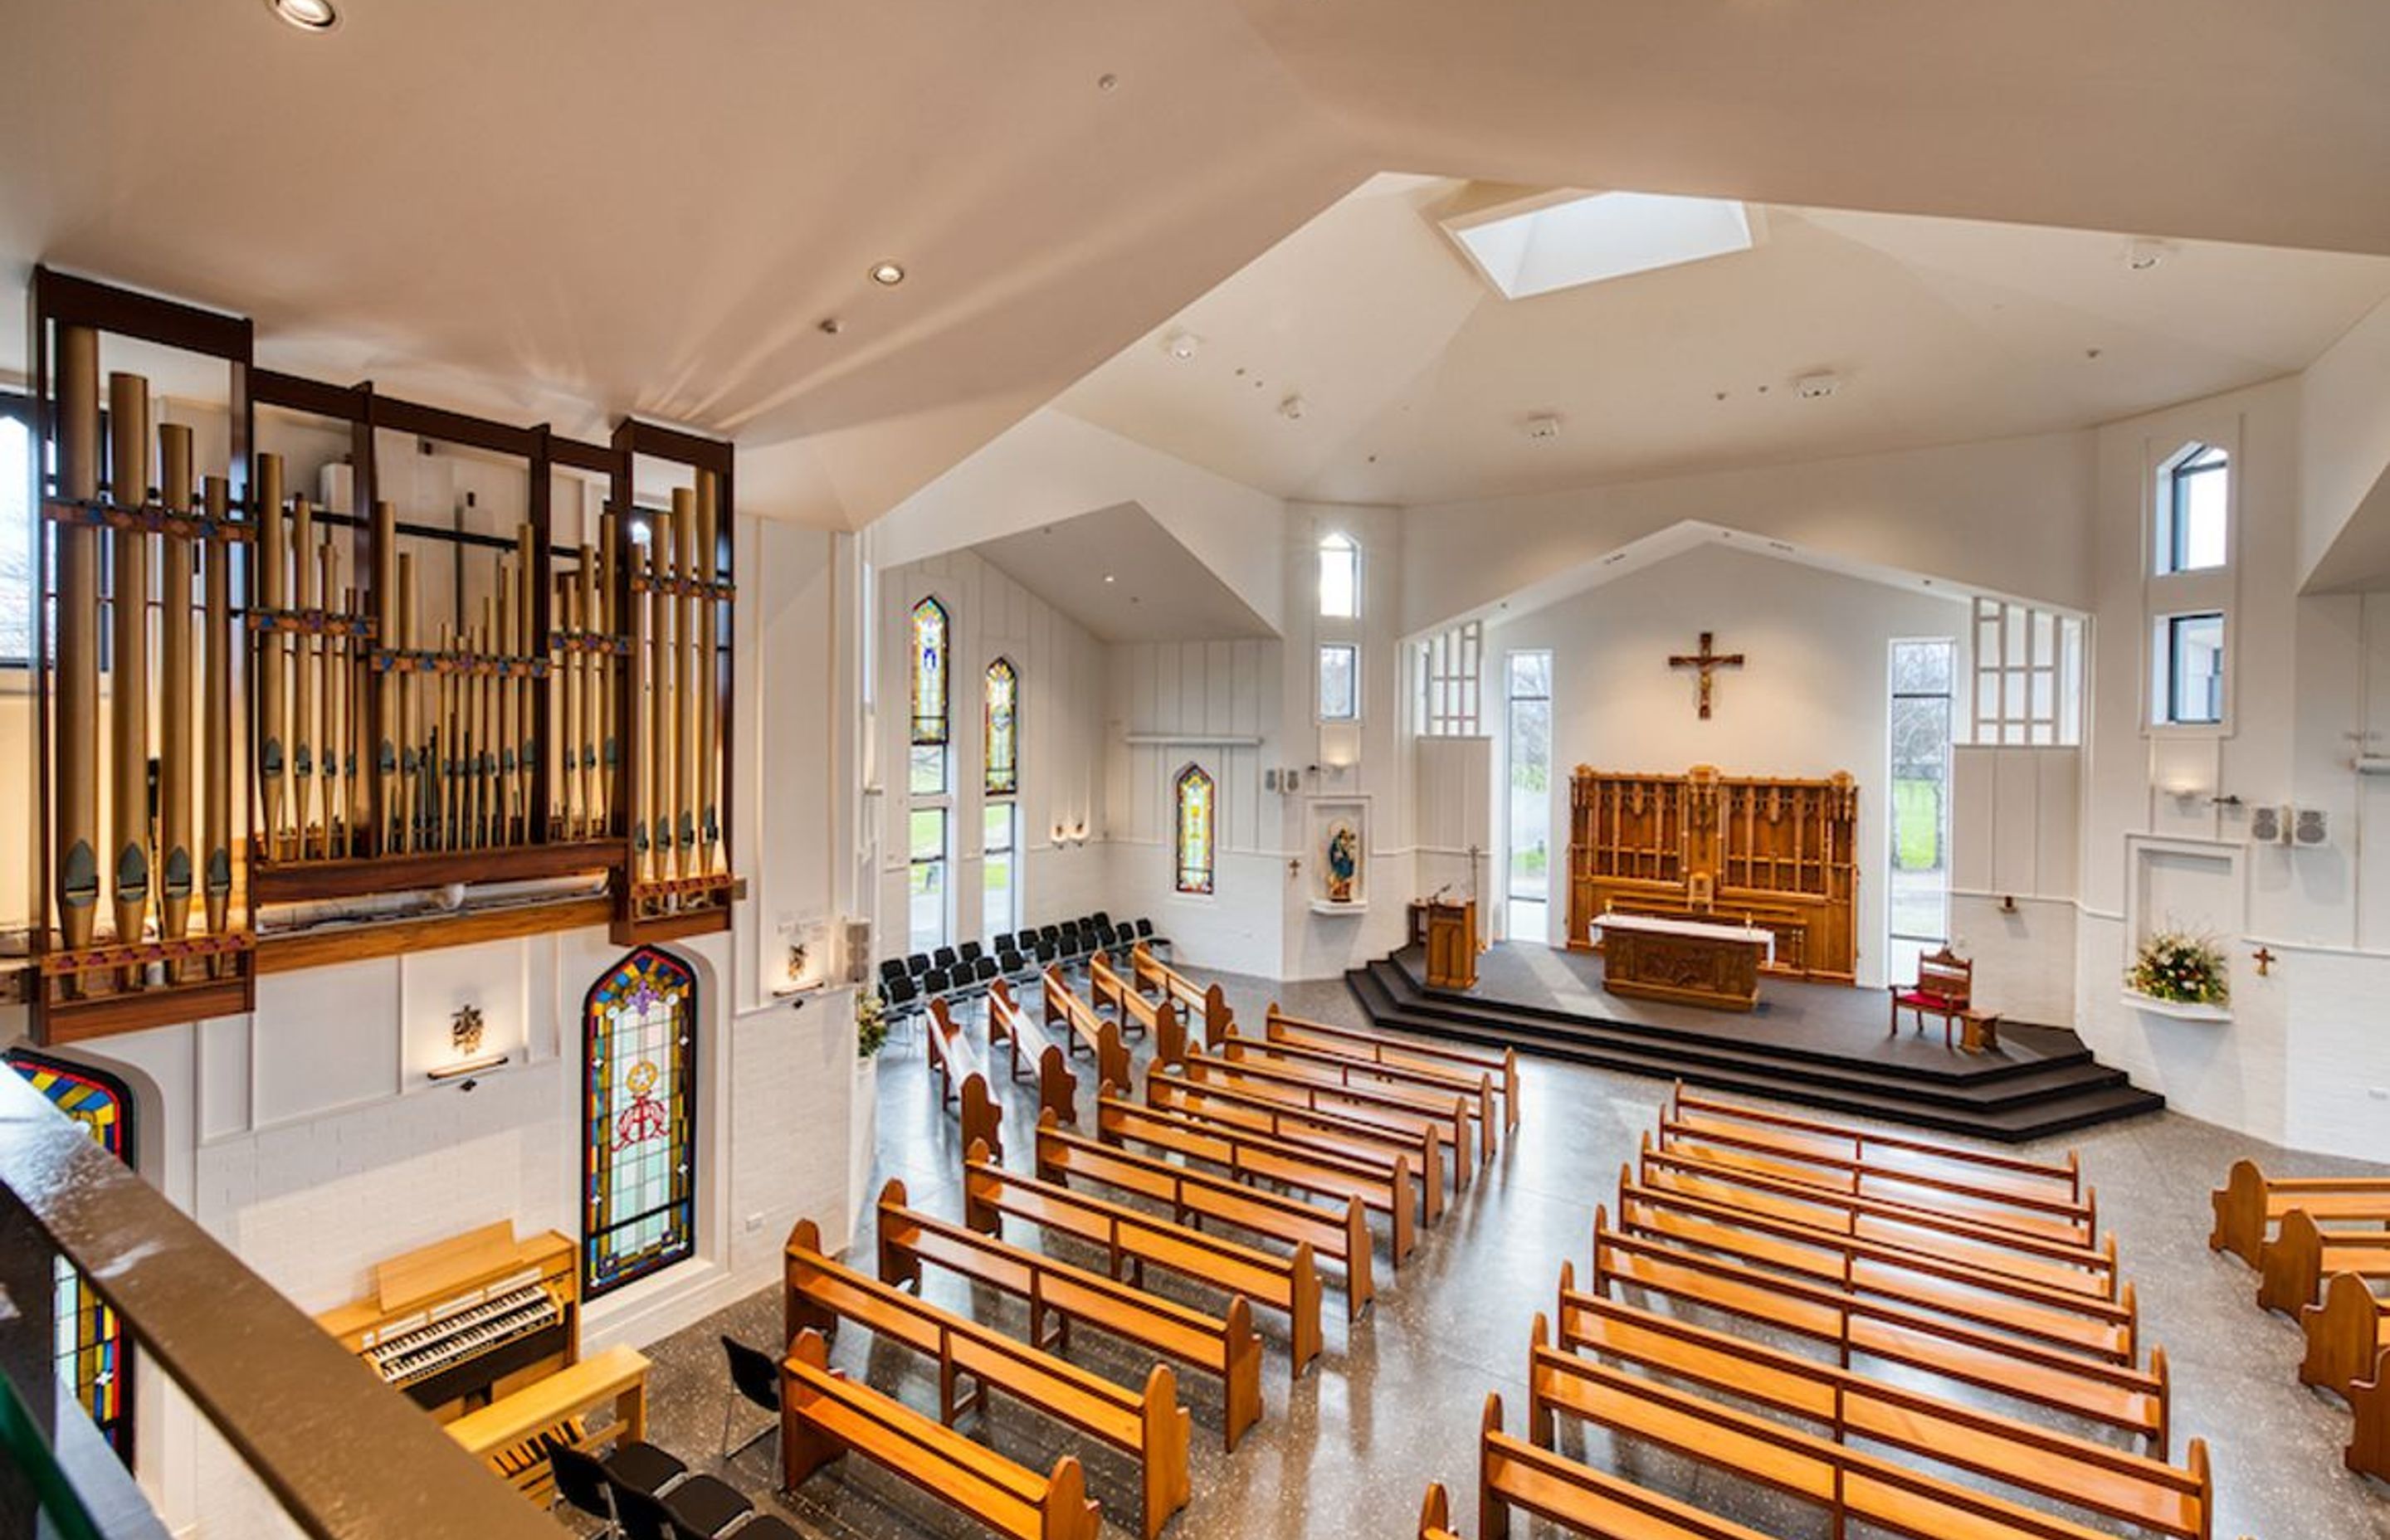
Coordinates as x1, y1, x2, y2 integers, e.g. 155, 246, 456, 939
855, 992, 889, 1060
2126, 928, 2230, 1007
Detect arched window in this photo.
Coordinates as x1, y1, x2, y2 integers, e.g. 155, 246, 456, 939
910, 597, 950, 745
984, 657, 1019, 797
583, 947, 699, 1296
1174, 764, 1216, 894
2157, 441, 2229, 574
1318, 532, 1360, 619
7, 1048, 136, 1460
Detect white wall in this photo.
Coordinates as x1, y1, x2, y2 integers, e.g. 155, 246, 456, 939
1482, 543, 1970, 989
1949, 747, 2081, 1024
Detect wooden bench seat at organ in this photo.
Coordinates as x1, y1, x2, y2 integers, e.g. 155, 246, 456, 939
2351, 1345, 2390, 1483
1097, 1089, 1418, 1268
782, 1328, 1103, 1540
783, 1218, 1191, 1539
988, 980, 1079, 1127
1549, 1294, 2217, 1540
876, 1177, 1266, 1452
444, 1343, 651, 1500
1178, 1046, 1475, 1190
2207, 1157, 2390, 1267
964, 1139, 1324, 1375
1435, 1395, 1775, 1540
1220, 1031, 1496, 1163
1090, 954, 1187, 1069
1265, 1005, 1519, 1133
2300, 1270, 2390, 1400
1044, 967, 1132, 1094
1129, 944, 1234, 1053
1145, 1064, 1447, 1222
1578, 1227, 2171, 1453
1608, 1181, 2140, 1365
1524, 1319, 2158, 1540
1037, 1113, 1376, 1320
1636, 1136, 2122, 1302
925, 997, 1005, 1162
2256, 1206, 2390, 1315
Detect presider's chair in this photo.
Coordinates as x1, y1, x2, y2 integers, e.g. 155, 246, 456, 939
1890, 947, 1973, 1044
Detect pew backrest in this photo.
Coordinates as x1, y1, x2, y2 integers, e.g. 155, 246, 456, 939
1222, 1031, 1495, 1159
1149, 1065, 1446, 1220
1183, 1048, 1473, 1188
1265, 1004, 1519, 1129
2208, 1157, 2390, 1266
2299, 1268, 2390, 1397
1044, 967, 1131, 1092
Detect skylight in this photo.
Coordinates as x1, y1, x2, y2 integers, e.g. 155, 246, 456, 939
1442, 190, 1757, 301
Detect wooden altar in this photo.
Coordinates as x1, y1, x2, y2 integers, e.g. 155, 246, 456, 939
1594, 913, 1772, 1011
1567, 763, 1858, 985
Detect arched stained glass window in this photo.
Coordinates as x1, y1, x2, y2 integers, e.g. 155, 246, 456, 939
1174, 764, 1215, 895
583, 947, 698, 1296
985, 657, 1019, 797
7, 1048, 135, 1460
910, 597, 950, 745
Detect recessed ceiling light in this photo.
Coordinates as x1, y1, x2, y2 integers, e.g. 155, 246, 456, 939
1524, 413, 1562, 441
266, 0, 339, 30
870, 261, 906, 286
1162, 329, 1202, 361
2124, 238, 2170, 272
1279, 394, 1306, 421
1103, 573, 1116, 584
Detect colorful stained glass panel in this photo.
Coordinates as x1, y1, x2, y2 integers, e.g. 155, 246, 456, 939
1175, 764, 1215, 895
910, 597, 949, 745
583, 947, 698, 1295
985, 657, 1018, 796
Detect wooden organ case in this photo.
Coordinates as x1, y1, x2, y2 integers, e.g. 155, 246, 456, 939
1566, 763, 1859, 984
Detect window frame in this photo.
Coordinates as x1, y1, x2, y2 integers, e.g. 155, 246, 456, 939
1418, 620, 1483, 737
1, 393, 37, 670
1886, 638, 1958, 975
581, 947, 700, 1299
909, 805, 951, 951
1318, 641, 1361, 724
1173, 763, 1217, 897
983, 655, 1019, 797
982, 800, 1018, 940
2154, 610, 2227, 728
1503, 650, 1554, 943
1318, 531, 1360, 621
2157, 441, 2230, 577
909, 595, 950, 746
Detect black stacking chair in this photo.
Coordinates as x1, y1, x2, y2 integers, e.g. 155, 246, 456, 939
718, 1336, 781, 1465
996, 942, 1026, 979
1031, 934, 1056, 967
880, 973, 920, 1045
1038, 924, 1061, 951
878, 956, 906, 986
615, 1476, 750, 1540
904, 951, 932, 981
551, 1434, 687, 1539
1109, 919, 1137, 958
678, 1516, 800, 1540
932, 944, 958, 973
959, 939, 984, 966
921, 966, 952, 1008
1059, 922, 1085, 963
1090, 910, 1113, 933
973, 955, 1001, 994
1134, 917, 1169, 957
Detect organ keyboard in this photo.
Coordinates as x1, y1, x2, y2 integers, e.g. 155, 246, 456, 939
318, 1222, 578, 1421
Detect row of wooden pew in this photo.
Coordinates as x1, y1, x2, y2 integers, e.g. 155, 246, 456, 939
778, 960, 1524, 1538
1423, 1085, 2243, 1540
2207, 1157, 2390, 1485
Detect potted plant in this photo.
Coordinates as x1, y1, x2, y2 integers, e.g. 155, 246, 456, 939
2124, 928, 2231, 1020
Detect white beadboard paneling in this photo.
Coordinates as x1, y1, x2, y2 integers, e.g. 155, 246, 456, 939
1951, 748, 1997, 894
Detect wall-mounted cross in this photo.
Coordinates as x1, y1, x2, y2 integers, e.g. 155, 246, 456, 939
1669, 631, 1745, 719
2252, 946, 2278, 977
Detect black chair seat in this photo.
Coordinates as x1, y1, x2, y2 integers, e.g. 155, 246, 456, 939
605, 1440, 687, 1496
719, 1518, 802, 1540
661, 1474, 751, 1537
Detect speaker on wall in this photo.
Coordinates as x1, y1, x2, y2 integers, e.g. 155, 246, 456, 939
2294, 807, 2330, 847
2248, 805, 2288, 845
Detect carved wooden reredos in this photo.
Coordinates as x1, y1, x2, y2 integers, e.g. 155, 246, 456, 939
1566, 763, 1859, 984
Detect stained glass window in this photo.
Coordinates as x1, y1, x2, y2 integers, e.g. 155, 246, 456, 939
985, 657, 1018, 797
1174, 763, 1215, 895
6, 1049, 135, 1461
910, 597, 949, 745
583, 947, 698, 1296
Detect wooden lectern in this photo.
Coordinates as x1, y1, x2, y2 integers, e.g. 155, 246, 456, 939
1424, 899, 1479, 991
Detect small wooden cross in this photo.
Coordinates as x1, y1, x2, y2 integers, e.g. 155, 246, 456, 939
2252, 946, 2277, 977
1669, 631, 1745, 719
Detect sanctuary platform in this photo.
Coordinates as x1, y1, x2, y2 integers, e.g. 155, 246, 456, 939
1348, 942, 2164, 1142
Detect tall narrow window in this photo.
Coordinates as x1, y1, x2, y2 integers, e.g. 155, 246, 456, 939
1889, 640, 1957, 983
1319, 642, 1359, 721
983, 802, 1017, 939
910, 807, 949, 950
1505, 652, 1553, 942
2158, 442, 2229, 575
1319, 532, 1359, 619
1419, 621, 1483, 736
984, 657, 1019, 796
7, 1049, 135, 1461
1969, 597, 2081, 747
2157, 612, 2226, 725
910, 597, 949, 744
583, 948, 699, 1297
1174, 764, 1216, 895
0, 401, 34, 665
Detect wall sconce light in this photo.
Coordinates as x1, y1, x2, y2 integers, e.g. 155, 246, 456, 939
1999, 895, 2019, 914
427, 1004, 510, 1089
1051, 821, 1069, 847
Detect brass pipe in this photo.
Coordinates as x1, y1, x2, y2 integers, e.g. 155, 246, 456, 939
496, 563, 516, 846
596, 512, 618, 836
108, 373, 153, 958
159, 423, 197, 963
558, 571, 582, 840
316, 539, 339, 860
53, 326, 102, 964
398, 553, 418, 853
477, 597, 496, 848
373, 501, 398, 855
628, 532, 653, 886
650, 505, 680, 893
202, 475, 233, 958
695, 470, 720, 880
675, 491, 699, 888
577, 542, 599, 842
290, 495, 317, 861
515, 529, 535, 844
254, 454, 288, 860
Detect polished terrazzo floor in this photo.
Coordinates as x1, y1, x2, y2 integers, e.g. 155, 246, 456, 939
598, 960, 2390, 1540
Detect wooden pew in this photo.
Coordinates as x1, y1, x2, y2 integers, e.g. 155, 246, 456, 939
876, 1177, 1264, 1451
1583, 1223, 2169, 1451
1466, 1393, 1770, 1540
1037, 1111, 1376, 1319
2257, 1206, 2390, 1315
1549, 1295, 2214, 1540
1098, 1088, 1417, 1267
1638, 1134, 2119, 1300
1092, 953, 1186, 1067
1147, 1064, 1446, 1221
988, 980, 1080, 1127
1181, 1046, 1474, 1189
783, 1217, 1189, 1540
1266, 1003, 1519, 1132
926, 997, 1005, 1161
443, 1343, 650, 1501
1667, 1083, 2085, 1208
781, 1328, 1102, 1540
2208, 1157, 2390, 1267
964, 1138, 1323, 1375
1527, 1318, 2143, 1540
2351, 1345, 2390, 1483
1611, 1179, 2139, 1365
1044, 966, 1132, 1094
1221, 1031, 1495, 1162
1130, 943, 1233, 1050
1417, 1483, 1462, 1540
2300, 1269, 2390, 1399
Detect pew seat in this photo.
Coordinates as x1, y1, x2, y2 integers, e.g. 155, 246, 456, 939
1220, 1032, 1495, 1162
1265, 1005, 1519, 1131
924, 997, 1003, 1161
2350, 1345, 2390, 1484
988, 980, 1079, 1127
1181, 1047, 1474, 1188
2256, 1206, 2390, 1315
2207, 1157, 2390, 1267
1045, 967, 1132, 1094
1148, 1065, 1446, 1220
1456, 1394, 1772, 1540
2300, 1270, 2390, 1400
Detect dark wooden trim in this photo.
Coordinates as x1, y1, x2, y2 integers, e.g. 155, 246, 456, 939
250, 841, 621, 904
547, 435, 620, 475
609, 905, 734, 948
258, 897, 614, 974
33, 266, 252, 363
251, 369, 370, 422
613, 417, 734, 474
37, 980, 258, 1044
370, 394, 540, 459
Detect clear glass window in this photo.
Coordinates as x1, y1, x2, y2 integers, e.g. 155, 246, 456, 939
2158, 442, 2229, 574
2161, 612, 2226, 724
909, 807, 949, 949
1505, 651, 1553, 943
983, 802, 1017, 938
1319, 533, 1359, 619
1319, 642, 1358, 720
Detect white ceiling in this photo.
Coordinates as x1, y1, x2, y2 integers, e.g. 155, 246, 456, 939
5, 2, 2387, 532
971, 504, 1277, 643
1058, 177, 2390, 504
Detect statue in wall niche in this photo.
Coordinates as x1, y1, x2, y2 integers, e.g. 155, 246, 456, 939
1326, 822, 1360, 903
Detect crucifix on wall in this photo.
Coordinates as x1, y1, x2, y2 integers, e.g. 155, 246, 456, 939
1669, 631, 1744, 719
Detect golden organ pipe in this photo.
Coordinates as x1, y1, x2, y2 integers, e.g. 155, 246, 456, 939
496, 564, 515, 846
559, 571, 582, 839
652, 503, 680, 889
255, 454, 288, 858
597, 512, 619, 835
373, 502, 398, 852
479, 597, 497, 848
629, 529, 653, 885
108, 373, 153, 954
398, 553, 418, 853
578, 543, 600, 840
695, 470, 719, 878
317, 539, 339, 860
54, 326, 102, 960
159, 423, 196, 959
290, 495, 317, 860
515, 529, 535, 844
675, 492, 699, 885
202, 475, 233, 956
